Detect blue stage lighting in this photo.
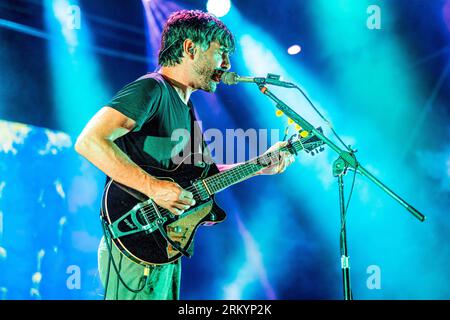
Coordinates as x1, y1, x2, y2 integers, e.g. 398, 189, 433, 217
52, 0, 81, 50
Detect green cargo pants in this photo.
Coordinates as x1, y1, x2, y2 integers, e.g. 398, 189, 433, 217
97, 236, 181, 300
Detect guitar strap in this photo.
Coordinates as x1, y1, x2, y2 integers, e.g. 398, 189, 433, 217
188, 102, 216, 167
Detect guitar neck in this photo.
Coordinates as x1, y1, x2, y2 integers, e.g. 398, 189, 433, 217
201, 140, 304, 195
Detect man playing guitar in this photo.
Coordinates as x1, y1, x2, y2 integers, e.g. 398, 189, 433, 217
75, 10, 294, 300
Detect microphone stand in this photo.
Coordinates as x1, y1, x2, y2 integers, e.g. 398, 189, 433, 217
255, 83, 426, 300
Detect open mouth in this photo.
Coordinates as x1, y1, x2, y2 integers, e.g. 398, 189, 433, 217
211, 69, 225, 83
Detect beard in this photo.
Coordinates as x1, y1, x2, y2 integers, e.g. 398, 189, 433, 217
193, 58, 218, 93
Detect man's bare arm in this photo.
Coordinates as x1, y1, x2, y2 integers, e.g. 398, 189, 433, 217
74, 106, 194, 215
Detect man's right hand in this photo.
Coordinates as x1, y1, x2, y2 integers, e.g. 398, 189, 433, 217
74, 106, 196, 216
147, 179, 196, 216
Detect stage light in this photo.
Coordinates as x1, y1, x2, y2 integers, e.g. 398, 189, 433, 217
0, 246, 6, 260
31, 272, 42, 284
142, 0, 182, 69
44, 0, 110, 135
287, 44, 301, 55
207, 0, 231, 18
52, 0, 80, 50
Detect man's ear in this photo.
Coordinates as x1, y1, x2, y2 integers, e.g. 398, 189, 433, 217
183, 39, 196, 59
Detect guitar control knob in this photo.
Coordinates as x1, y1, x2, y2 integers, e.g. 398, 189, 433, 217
172, 226, 182, 233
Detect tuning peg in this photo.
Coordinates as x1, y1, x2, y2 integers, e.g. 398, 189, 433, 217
288, 118, 294, 125
275, 110, 284, 117
299, 130, 309, 138
295, 124, 302, 131
319, 147, 325, 152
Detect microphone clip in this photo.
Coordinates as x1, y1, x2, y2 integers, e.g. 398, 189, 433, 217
261, 73, 296, 88
267, 73, 282, 81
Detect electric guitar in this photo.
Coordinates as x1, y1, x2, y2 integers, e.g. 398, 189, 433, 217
101, 129, 324, 265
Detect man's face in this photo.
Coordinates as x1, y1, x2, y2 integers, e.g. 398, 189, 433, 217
192, 41, 231, 93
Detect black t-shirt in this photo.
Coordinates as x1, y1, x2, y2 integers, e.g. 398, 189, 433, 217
108, 72, 205, 169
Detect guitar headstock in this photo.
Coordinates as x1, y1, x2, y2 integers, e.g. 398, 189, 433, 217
290, 127, 325, 156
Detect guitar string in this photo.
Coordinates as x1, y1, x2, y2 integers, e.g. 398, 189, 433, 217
137, 164, 255, 221
136, 141, 311, 222
137, 162, 261, 222
136, 148, 287, 222
136, 144, 301, 222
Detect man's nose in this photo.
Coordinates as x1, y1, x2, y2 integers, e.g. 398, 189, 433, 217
221, 54, 231, 71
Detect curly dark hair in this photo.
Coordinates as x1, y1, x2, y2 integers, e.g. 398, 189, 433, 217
158, 10, 235, 67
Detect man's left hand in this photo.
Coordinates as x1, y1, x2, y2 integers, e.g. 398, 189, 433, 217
256, 141, 296, 175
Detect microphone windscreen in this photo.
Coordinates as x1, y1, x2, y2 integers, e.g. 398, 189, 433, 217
221, 71, 239, 85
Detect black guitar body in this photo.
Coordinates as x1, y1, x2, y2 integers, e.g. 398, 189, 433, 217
101, 156, 226, 265
100, 129, 325, 266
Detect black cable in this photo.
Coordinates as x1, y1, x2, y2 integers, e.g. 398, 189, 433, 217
288, 83, 358, 234
101, 220, 148, 297
340, 164, 358, 236
293, 84, 352, 152
267, 76, 358, 300
338, 166, 357, 300
116, 254, 122, 299
290, 82, 358, 247
103, 238, 112, 300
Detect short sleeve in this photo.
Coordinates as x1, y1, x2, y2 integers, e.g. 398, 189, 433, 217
107, 78, 162, 131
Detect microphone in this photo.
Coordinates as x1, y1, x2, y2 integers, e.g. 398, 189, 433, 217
221, 71, 296, 88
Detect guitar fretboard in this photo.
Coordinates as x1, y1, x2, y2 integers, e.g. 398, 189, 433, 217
202, 140, 304, 195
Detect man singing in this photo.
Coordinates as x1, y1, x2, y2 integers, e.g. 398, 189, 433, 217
75, 10, 294, 300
